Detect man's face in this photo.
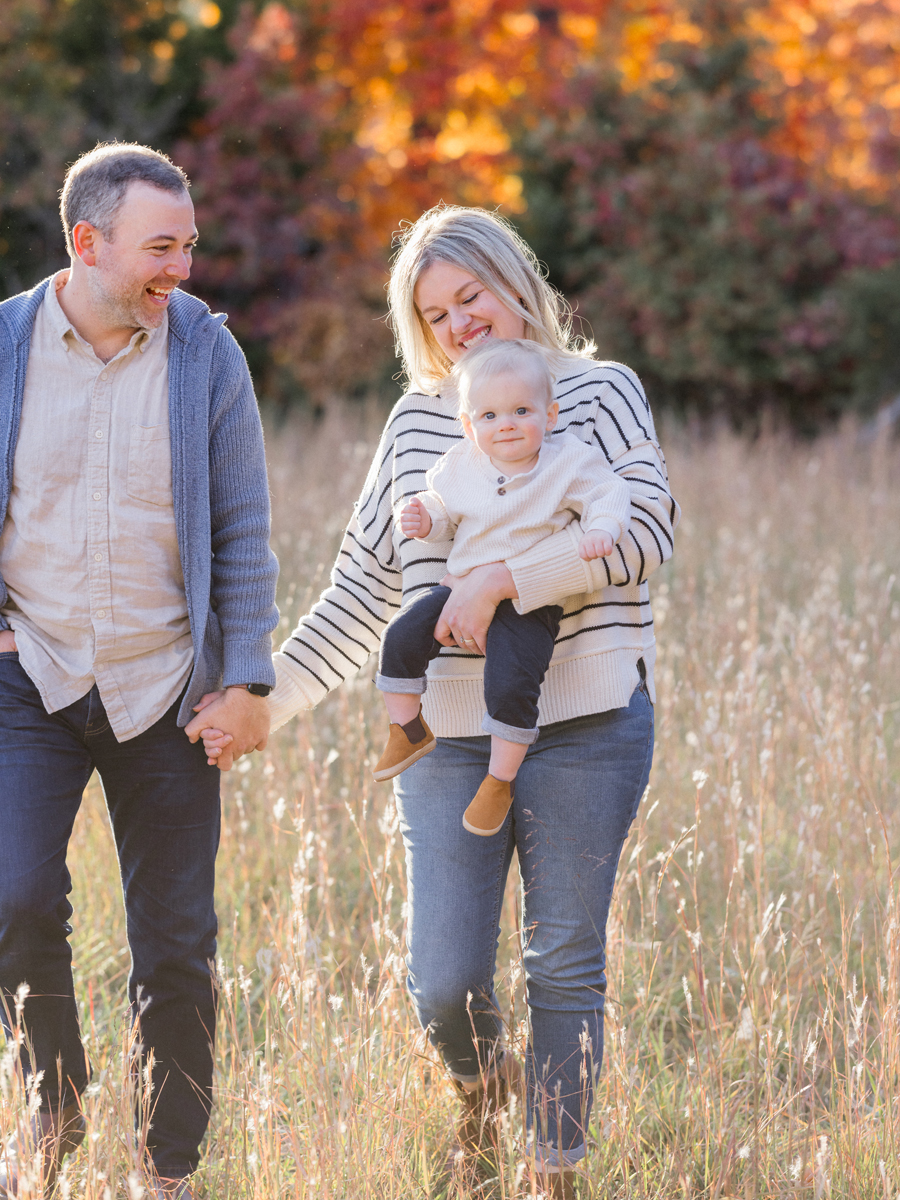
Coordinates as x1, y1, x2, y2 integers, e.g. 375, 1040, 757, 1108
83, 182, 198, 331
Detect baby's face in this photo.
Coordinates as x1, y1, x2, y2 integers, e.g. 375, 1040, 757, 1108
460, 369, 559, 471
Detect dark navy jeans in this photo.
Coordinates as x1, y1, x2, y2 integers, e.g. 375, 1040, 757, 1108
0, 652, 220, 1179
377, 585, 563, 745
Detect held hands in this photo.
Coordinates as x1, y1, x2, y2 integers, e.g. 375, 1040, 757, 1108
578, 530, 614, 561
399, 497, 432, 539
184, 686, 270, 771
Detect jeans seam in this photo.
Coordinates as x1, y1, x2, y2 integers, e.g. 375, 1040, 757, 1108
482, 817, 513, 1027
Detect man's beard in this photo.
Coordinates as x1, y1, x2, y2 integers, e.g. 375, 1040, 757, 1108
86, 265, 162, 331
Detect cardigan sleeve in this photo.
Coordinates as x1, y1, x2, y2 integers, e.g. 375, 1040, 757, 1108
207, 329, 280, 686
508, 366, 680, 613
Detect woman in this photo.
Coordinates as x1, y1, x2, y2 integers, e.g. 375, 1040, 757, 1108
242, 206, 677, 1195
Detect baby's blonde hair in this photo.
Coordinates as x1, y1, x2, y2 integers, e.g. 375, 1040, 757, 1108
388, 204, 594, 393
452, 338, 555, 416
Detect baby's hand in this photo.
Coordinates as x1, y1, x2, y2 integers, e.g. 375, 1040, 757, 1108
578, 530, 614, 561
400, 497, 433, 539
201, 728, 233, 767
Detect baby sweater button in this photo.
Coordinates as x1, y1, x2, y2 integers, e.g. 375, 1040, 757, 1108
498, 487, 506, 495
497, 476, 505, 483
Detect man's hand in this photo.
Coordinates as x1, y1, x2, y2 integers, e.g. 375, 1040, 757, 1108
400, 497, 432, 539
184, 686, 270, 770
0, 630, 17, 653
434, 562, 518, 654
578, 530, 614, 561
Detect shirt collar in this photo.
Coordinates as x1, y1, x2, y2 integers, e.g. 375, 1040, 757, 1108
46, 269, 163, 358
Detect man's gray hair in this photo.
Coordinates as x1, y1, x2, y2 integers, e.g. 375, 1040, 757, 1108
60, 143, 190, 256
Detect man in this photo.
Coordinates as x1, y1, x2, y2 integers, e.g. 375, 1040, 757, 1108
0, 143, 278, 1198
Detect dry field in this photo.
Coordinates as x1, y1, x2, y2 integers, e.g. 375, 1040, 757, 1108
2, 410, 899, 1198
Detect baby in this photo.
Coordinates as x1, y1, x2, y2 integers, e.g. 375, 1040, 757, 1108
372, 337, 632, 837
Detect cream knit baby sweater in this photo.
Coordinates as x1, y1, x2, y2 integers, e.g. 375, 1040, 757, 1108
267, 359, 680, 738
416, 432, 631, 581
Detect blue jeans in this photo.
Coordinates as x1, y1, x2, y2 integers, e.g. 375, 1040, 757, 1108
0, 653, 220, 1179
393, 679, 653, 1168
378, 585, 563, 743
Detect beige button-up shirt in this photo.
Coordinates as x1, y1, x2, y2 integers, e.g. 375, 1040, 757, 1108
0, 271, 193, 741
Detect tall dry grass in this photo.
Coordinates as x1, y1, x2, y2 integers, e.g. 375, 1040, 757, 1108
1, 410, 898, 1198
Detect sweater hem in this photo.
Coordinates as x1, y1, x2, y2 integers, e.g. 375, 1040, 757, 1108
422, 646, 646, 739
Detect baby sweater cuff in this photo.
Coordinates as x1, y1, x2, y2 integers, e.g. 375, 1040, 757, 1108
267, 652, 321, 732
585, 516, 624, 542
507, 525, 593, 614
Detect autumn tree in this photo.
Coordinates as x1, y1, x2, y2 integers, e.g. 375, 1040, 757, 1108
179, 0, 611, 402
0, 0, 236, 297
515, 0, 900, 424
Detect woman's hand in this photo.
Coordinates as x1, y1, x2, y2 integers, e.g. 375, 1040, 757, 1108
435, 562, 518, 654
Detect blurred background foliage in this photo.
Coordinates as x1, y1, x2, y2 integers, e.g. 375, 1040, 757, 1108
3, 0, 900, 425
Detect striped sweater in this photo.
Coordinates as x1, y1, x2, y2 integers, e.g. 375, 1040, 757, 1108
268, 358, 680, 737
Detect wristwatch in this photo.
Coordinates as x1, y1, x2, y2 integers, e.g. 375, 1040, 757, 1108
227, 682, 273, 697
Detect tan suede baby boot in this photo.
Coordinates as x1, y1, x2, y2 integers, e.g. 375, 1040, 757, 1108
372, 710, 436, 781
463, 775, 515, 836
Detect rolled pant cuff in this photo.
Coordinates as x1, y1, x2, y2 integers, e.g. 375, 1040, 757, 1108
529, 1138, 587, 1171
482, 714, 540, 745
445, 1068, 481, 1087
445, 1051, 510, 1091
376, 674, 427, 695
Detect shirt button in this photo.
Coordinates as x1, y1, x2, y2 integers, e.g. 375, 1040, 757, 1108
94, 553, 102, 562
96, 610, 106, 619
100, 372, 108, 381
497, 476, 505, 484
93, 492, 102, 500
95, 430, 103, 439
498, 487, 506, 496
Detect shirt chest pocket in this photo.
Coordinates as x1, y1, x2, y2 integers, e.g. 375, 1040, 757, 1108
127, 424, 173, 507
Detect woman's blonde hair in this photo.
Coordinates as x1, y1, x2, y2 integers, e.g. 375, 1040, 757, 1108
388, 204, 594, 393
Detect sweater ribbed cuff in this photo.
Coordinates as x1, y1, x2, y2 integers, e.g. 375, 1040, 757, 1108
584, 516, 624, 542
267, 652, 321, 731
507, 525, 592, 614
222, 637, 277, 690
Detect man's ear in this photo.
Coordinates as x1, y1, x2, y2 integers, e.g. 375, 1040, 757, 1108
460, 411, 475, 442
71, 221, 101, 267
545, 400, 560, 432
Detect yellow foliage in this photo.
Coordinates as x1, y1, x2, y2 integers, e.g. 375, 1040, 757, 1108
501, 12, 539, 37
435, 110, 511, 160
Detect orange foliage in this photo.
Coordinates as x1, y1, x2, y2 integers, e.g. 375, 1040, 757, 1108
608, 0, 900, 196
749, 0, 900, 194
183, 0, 900, 401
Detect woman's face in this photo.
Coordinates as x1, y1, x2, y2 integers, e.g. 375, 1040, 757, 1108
414, 259, 528, 364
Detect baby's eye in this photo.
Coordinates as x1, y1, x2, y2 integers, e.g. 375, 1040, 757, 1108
516, 407, 528, 415
483, 411, 495, 420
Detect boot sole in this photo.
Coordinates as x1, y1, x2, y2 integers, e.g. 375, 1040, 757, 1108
462, 814, 508, 836
372, 737, 437, 782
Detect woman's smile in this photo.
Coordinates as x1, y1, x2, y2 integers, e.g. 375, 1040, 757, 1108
415, 260, 527, 363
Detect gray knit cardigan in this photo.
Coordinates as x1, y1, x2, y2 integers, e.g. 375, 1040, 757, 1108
0, 277, 279, 727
